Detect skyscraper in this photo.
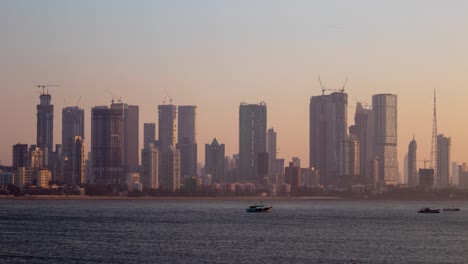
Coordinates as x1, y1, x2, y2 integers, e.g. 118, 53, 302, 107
91, 104, 125, 184
158, 105, 177, 151
62, 106, 84, 156
12, 143, 28, 170
177, 106, 197, 178
37, 90, 54, 167
408, 136, 418, 187
143, 123, 156, 149
141, 143, 159, 190
372, 94, 398, 186
126, 105, 139, 172
65, 136, 85, 186
205, 138, 225, 183
309, 92, 347, 186
267, 128, 277, 176
239, 102, 267, 182
352, 103, 375, 184
437, 134, 451, 187
158, 104, 180, 191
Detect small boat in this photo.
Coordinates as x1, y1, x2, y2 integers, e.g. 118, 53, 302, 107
443, 207, 461, 212
246, 203, 272, 213
418, 208, 440, 213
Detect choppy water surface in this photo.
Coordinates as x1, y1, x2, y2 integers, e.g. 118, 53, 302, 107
0, 199, 467, 264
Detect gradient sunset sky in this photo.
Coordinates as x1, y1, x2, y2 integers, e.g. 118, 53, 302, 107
2, 1, 468, 181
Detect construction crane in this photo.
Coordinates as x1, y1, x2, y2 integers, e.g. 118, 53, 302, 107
37, 84, 60, 95
417, 158, 430, 169
354, 98, 372, 109
162, 89, 173, 105
318, 76, 347, 95
105, 89, 122, 104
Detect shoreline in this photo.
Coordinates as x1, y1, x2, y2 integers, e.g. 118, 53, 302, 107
0, 195, 467, 202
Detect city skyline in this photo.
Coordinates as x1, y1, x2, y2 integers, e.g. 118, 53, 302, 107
2, 1, 468, 177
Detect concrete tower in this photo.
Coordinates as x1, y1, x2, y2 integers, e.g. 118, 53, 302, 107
372, 94, 398, 186
408, 136, 418, 187
62, 106, 84, 157
37, 90, 54, 167
239, 102, 267, 183
437, 134, 451, 187
177, 106, 197, 178
309, 92, 348, 186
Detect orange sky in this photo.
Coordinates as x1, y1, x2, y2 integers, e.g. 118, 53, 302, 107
1, 1, 468, 182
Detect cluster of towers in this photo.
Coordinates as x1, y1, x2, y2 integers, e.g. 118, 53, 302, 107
309, 92, 398, 188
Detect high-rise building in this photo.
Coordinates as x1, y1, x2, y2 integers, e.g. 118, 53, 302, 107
143, 123, 156, 149
345, 135, 360, 177
451, 162, 459, 186
28, 145, 43, 170
285, 162, 301, 192
62, 106, 85, 156
37, 90, 54, 167
177, 105, 197, 178
372, 94, 398, 186
267, 128, 277, 175
65, 136, 85, 186
158, 104, 177, 151
159, 150, 180, 192
126, 105, 139, 172
408, 136, 418, 187
352, 103, 375, 184
458, 163, 468, 189
239, 102, 267, 182
141, 143, 159, 190
309, 92, 348, 186
91, 105, 125, 184
158, 104, 180, 191
205, 138, 225, 183
437, 134, 451, 187
91, 102, 139, 184
12, 143, 28, 170
178, 106, 197, 144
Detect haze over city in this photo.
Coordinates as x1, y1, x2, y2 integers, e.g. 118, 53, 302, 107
2, 0, 468, 177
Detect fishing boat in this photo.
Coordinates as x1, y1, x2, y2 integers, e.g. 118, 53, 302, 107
442, 207, 460, 212
246, 203, 272, 213
418, 208, 440, 213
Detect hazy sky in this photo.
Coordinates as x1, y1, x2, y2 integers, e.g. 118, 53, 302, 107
2, 0, 468, 179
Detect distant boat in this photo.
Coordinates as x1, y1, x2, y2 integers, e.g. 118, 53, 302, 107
443, 207, 461, 212
418, 208, 440, 213
246, 203, 272, 213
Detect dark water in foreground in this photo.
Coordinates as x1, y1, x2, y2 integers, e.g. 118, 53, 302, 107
0, 199, 467, 264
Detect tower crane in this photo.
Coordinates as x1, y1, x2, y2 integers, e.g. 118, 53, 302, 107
105, 89, 122, 104
318, 76, 347, 95
37, 84, 60, 95
416, 158, 430, 169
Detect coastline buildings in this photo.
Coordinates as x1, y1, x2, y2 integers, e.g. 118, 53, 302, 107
12, 143, 28, 170
158, 104, 180, 192
267, 128, 277, 177
37, 90, 54, 167
205, 138, 225, 183
239, 102, 267, 183
141, 143, 159, 190
177, 106, 197, 178
62, 107, 85, 156
91, 102, 138, 185
352, 103, 374, 184
437, 134, 451, 187
408, 136, 418, 187
309, 92, 348, 186
143, 123, 156, 149
372, 94, 398, 186
64, 136, 85, 186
